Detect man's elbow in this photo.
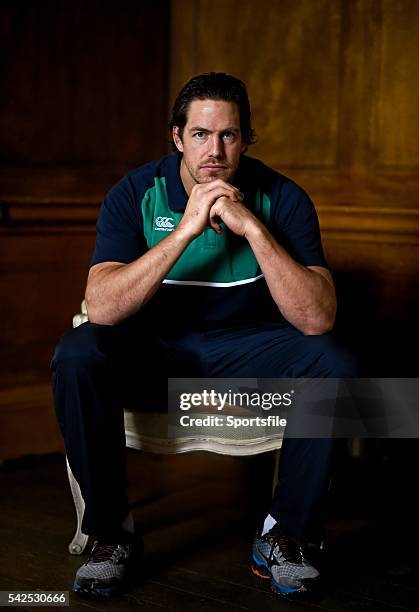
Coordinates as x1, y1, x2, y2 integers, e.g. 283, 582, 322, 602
84, 292, 117, 326
301, 311, 336, 336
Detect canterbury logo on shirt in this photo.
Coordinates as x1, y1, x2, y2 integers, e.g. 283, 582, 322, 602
155, 216, 175, 231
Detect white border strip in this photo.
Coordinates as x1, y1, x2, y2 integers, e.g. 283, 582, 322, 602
162, 273, 265, 288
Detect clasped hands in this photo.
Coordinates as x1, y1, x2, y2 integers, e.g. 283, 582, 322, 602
177, 179, 261, 240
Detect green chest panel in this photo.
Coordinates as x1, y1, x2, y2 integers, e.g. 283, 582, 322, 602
141, 177, 271, 285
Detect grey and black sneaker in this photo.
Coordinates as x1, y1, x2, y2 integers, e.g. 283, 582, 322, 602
73, 533, 138, 596
251, 524, 320, 596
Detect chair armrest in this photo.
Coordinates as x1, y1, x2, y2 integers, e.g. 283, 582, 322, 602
72, 300, 89, 328
73, 313, 89, 328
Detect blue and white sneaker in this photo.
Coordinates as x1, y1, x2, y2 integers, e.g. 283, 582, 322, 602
251, 524, 320, 596
73, 533, 137, 596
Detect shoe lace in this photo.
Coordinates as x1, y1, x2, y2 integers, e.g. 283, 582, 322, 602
88, 541, 118, 563
264, 525, 303, 564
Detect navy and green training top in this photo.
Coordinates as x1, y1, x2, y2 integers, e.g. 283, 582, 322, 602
91, 153, 327, 330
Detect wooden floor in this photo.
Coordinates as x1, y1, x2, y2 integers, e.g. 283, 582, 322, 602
1, 443, 419, 611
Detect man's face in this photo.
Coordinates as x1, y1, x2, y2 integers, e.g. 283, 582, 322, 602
173, 99, 246, 193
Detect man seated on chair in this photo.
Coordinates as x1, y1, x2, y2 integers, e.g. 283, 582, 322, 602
51, 72, 356, 597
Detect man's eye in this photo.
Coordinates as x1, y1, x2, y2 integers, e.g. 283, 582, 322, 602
223, 132, 235, 140
194, 132, 206, 139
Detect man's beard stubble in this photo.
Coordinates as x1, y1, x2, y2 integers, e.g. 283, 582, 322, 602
183, 157, 234, 186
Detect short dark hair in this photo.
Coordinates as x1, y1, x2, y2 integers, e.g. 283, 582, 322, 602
169, 72, 256, 151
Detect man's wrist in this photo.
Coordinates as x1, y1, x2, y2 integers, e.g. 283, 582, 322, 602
172, 224, 197, 247
244, 218, 266, 243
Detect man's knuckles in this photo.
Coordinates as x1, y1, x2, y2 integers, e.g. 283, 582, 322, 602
192, 179, 238, 194
217, 196, 231, 208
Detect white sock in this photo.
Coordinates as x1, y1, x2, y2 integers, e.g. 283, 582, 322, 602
121, 512, 135, 534
261, 513, 277, 536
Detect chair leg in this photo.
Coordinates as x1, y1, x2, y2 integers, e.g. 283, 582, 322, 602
66, 457, 89, 555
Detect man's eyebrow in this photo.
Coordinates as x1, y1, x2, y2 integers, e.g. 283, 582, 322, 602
188, 126, 240, 133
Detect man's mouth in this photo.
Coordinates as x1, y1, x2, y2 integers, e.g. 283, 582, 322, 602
200, 164, 227, 170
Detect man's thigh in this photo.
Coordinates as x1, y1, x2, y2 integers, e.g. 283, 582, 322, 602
124, 325, 203, 410
53, 317, 202, 411
199, 321, 357, 378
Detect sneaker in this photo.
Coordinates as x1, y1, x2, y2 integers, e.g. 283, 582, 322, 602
251, 524, 320, 596
73, 533, 138, 596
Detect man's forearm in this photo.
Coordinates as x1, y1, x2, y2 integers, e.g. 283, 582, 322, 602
85, 227, 193, 325
246, 222, 336, 335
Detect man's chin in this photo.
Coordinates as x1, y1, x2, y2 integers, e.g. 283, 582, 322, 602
196, 170, 233, 183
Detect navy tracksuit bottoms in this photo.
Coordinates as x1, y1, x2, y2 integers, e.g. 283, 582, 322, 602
51, 317, 357, 541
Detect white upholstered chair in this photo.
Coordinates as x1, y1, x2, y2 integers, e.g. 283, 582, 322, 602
67, 302, 283, 555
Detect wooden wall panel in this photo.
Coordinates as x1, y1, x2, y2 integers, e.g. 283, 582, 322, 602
324, 236, 419, 376
373, 0, 419, 168
0, 1, 170, 459
0, 229, 96, 384
0, 226, 96, 459
0, 0, 169, 168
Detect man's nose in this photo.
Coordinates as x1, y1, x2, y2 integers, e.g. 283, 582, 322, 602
208, 135, 224, 158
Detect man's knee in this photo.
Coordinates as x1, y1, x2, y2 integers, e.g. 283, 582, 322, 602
303, 333, 358, 377
51, 322, 116, 370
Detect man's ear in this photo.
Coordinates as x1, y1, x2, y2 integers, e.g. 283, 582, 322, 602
172, 127, 184, 153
